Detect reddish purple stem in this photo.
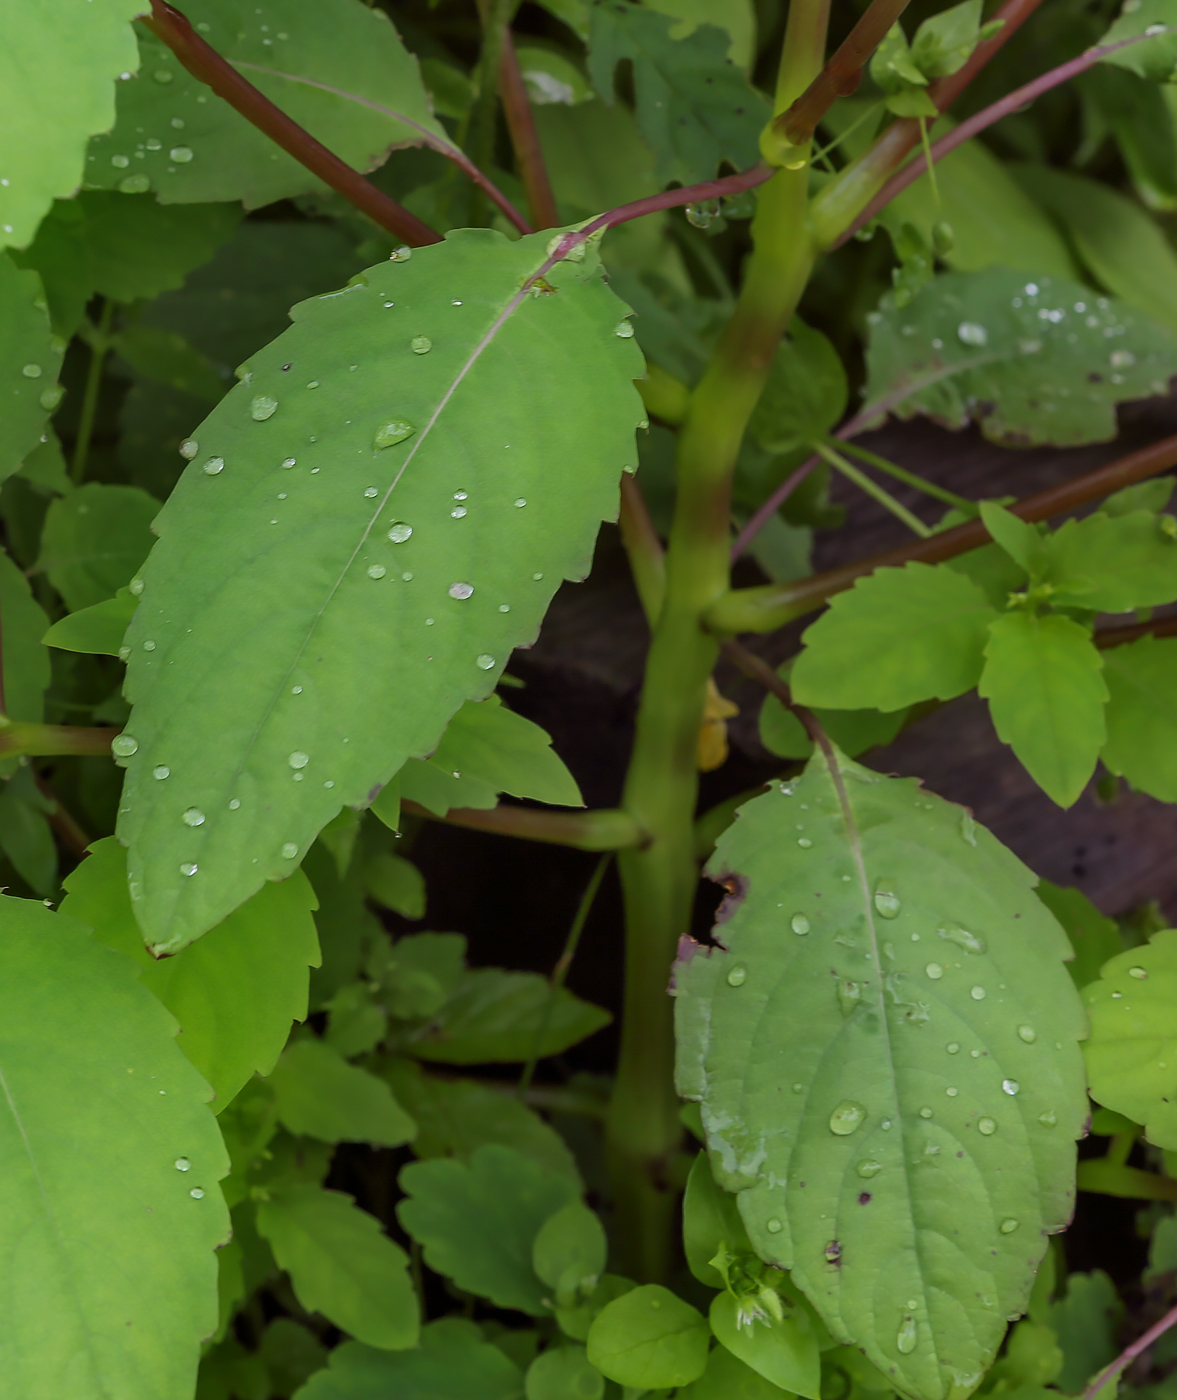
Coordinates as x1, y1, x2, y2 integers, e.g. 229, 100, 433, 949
1082, 1300, 1177, 1400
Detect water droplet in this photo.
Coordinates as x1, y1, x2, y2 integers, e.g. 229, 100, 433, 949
1128, 966, 1148, 980
281, 456, 296, 468
451, 506, 467, 518
389, 245, 412, 261
946, 1087, 958, 1097
142, 640, 156, 652
374, 419, 415, 449
999, 1218, 1019, 1234
368, 564, 387, 579
1001, 1079, 1019, 1096
180, 862, 198, 877
1018, 1025, 1036, 1043
21, 364, 42, 379
118, 646, 131, 662
791, 913, 810, 935
281, 842, 298, 859
514, 498, 527, 507
364, 486, 379, 498
402, 571, 414, 581
938, 923, 986, 954
174, 1157, 191, 1172
476, 654, 495, 670
615, 321, 635, 338
533, 572, 544, 581
288, 752, 309, 769
837, 980, 861, 1016
153, 68, 174, 83
857, 1159, 883, 1178
797, 837, 813, 849
925, 962, 944, 980
947, 1042, 960, 1054
411, 336, 432, 354
202, 456, 224, 475
829, 1100, 866, 1135
229, 799, 241, 811
171, 117, 185, 129
767, 1217, 783, 1233
1038, 1109, 1057, 1127
388, 523, 413, 542
179, 439, 199, 459
970, 986, 986, 1000
153, 765, 170, 780
977, 1117, 996, 1135
189, 1187, 205, 1199
111, 154, 130, 168
897, 1316, 917, 1354
169, 146, 194, 162
873, 879, 900, 919
957, 321, 988, 347
1111, 348, 1137, 369
727, 965, 747, 987
250, 394, 278, 421
118, 173, 151, 194
449, 581, 473, 599
498, 604, 510, 613
112, 734, 139, 757
182, 807, 205, 827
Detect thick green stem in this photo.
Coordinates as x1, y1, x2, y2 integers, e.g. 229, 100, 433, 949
605, 0, 828, 1283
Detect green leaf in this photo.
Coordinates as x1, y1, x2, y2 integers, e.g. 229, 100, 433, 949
1097, 0, 1177, 83
114, 227, 644, 954
379, 930, 467, 1020
791, 564, 996, 712
259, 1318, 329, 1398
113, 325, 227, 405
979, 611, 1108, 807
870, 25, 930, 97
268, 1038, 416, 1145
364, 851, 426, 918
60, 837, 320, 1108
1084, 929, 1177, 1150
0, 768, 57, 895
1035, 881, 1121, 991
747, 320, 848, 457
644, 0, 757, 70
863, 268, 1177, 446
408, 966, 611, 1064
0, 255, 65, 485
0, 0, 141, 249
256, 1185, 419, 1350
978, 502, 1046, 577
0, 546, 52, 721
674, 749, 1088, 1400
399, 757, 498, 816
1043, 510, 1177, 611
43, 586, 137, 656
683, 1151, 752, 1288
679, 1344, 793, 1399
398, 1144, 577, 1314
759, 693, 909, 762
430, 696, 583, 808
37, 481, 160, 610
1048, 1271, 1122, 1393
0, 894, 230, 1398
908, 0, 989, 81
525, 1345, 605, 1400
586, 1, 769, 185
1100, 636, 1177, 801
533, 1200, 608, 1301
85, 0, 448, 209
11, 193, 240, 336
383, 1058, 582, 1182
709, 1292, 820, 1397
585, 1284, 709, 1389
294, 1321, 526, 1400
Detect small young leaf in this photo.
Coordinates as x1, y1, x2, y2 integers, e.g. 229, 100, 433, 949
1035, 881, 1122, 991
429, 697, 583, 808
709, 1292, 820, 1398
0, 255, 65, 485
863, 268, 1177, 446
747, 320, 848, 457
43, 586, 137, 656
1084, 930, 1177, 1150
397, 1144, 578, 1314
256, 1185, 419, 1350
38, 481, 160, 610
585, 1284, 709, 1389
379, 930, 467, 1020
533, 1200, 608, 1296
979, 611, 1108, 807
295, 1322, 526, 1400
909, 0, 989, 81
674, 749, 1088, 1400
399, 758, 498, 817
679, 1344, 793, 1399
790, 563, 996, 712
269, 1038, 416, 1146
1044, 511, 1177, 612
1048, 1271, 1122, 1394
0, 768, 57, 894
978, 501, 1045, 577
683, 1151, 753, 1288
364, 851, 426, 919
259, 1318, 329, 1398
759, 693, 908, 762
1101, 636, 1177, 801
1097, 0, 1177, 84
525, 1345, 604, 1400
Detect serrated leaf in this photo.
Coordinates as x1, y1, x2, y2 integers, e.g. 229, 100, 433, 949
978, 501, 1046, 577
680, 1344, 793, 1399
294, 1321, 526, 1400
256, 1185, 419, 1349
37, 481, 160, 610
43, 587, 137, 656
399, 757, 498, 816
431, 696, 584, 808
533, 1200, 608, 1294
710, 1292, 820, 1397
525, 1345, 605, 1400
269, 1038, 416, 1145
1099, 636, 1177, 801
114, 227, 644, 953
585, 1284, 709, 1389
979, 612, 1108, 807
1048, 1271, 1122, 1393
586, 0, 769, 185
1035, 881, 1122, 991
0, 895, 230, 1398
1043, 510, 1177, 611
863, 268, 1177, 446
398, 1144, 577, 1314
0, 255, 64, 485
1097, 0, 1177, 83
0, 0, 141, 250
0, 547, 51, 721
60, 837, 320, 1108
748, 320, 848, 457
791, 563, 996, 712
1084, 930, 1177, 1150
673, 750, 1087, 1400
85, 0, 448, 209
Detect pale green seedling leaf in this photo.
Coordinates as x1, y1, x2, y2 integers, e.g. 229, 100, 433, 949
269, 1038, 416, 1145
586, 1284, 709, 1389
256, 1185, 419, 1350
1097, 0, 1177, 83
978, 502, 1046, 578
909, 0, 989, 80
399, 1144, 577, 1314
60, 837, 320, 1108
0, 547, 51, 721
587, 1, 769, 184
43, 587, 137, 656
979, 611, 1108, 807
0, 0, 141, 249
0, 895, 230, 1399
38, 481, 160, 610
791, 563, 996, 712
0, 255, 65, 485
85, 0, 449, 209
710, 1292, 820, 1397
748, 320, 848, 457
1084, 930, 1177, 1149
294, 1321, 526, 1400
431, 696, 583, 807
1102, 636, 1177, 801
863, 268, 1177, 446
674, 749, 1088, 1400
1035, 881, 1122, 991
525, 1345, 604, 1400
680, 1344, 793, 1399
115, 226, 644, 953
1044, 510, 1177, 612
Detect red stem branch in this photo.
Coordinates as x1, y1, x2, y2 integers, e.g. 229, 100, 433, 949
1082, 1302, 1177, 1400
497, 35, 556, 230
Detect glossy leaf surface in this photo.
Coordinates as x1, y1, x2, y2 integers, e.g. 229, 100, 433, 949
674, 750, 1087, 1400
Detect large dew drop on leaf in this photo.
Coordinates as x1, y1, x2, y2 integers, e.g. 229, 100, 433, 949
674, 748, 1088, 1400
116, 226, 644, 953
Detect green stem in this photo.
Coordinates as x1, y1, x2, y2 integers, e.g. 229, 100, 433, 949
468, 0, 517, 201
0, 723, 116, 759
72, 299, 114, 486
401, 799, 646, 851
606, 0, 829, 1284
833, 438, 972, 510
814, 441, 932, 537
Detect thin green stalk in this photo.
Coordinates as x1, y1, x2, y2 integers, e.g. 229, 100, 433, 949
832, 437, 972, 510
72, 299, 114, 486
519, 854, 612, 1095
815, 441, 932, 537
916, 116, 941, 207
468, 0, 518, 198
